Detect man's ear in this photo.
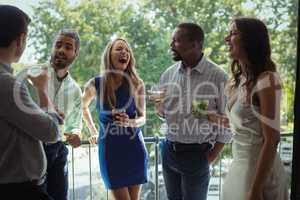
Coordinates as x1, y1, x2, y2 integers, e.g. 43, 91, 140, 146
193, 41, 203, 51
16, 33, 27, 49
75, 49, 79, 57
14, 33, 27, 61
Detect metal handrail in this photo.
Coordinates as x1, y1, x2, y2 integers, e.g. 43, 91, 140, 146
68, 134, 293, 200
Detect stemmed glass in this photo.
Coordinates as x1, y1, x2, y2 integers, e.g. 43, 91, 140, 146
26, 64, 48, 84
147, 84, 166, 121
191, 100, 209, 118
147, 84, 164, 101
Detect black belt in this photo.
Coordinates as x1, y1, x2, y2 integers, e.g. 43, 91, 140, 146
166, 140, 211, 153
24, 179, 42, 186
44, 140, 64, 146
0, 179, 42, 186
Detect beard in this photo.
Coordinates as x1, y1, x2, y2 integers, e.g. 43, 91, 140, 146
170, 49, 182, 61
50, 54, 73, 70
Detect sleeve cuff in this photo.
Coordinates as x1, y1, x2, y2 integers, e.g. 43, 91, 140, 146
45, 111, 64, 125
65, 128, 81, 135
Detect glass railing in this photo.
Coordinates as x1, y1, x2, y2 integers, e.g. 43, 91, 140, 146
67, 134, 293, 200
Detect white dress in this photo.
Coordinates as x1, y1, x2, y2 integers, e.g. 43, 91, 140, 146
221, 83, 288, 200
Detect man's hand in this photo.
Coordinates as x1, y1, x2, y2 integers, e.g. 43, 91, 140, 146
65, 133, 81, 148
206, 142, 225, 164
148, 89, 166, 118
28, 69, 48, 93
153, 94, 166, 119
55, 107, 65, 120
206, 151, 219, 164
207, 111, 230, 128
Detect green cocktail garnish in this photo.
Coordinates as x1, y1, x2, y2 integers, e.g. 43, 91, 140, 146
192, 100, 208, 118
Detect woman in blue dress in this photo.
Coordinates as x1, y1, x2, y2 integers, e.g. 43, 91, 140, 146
82, 38, 148, 200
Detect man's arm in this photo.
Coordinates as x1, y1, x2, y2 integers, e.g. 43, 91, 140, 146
208, 72, 232, 163
0, 76, 60, 142
64, 88, 83, 148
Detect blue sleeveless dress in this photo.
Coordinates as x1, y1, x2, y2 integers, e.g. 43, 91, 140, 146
94, 77, 148, 189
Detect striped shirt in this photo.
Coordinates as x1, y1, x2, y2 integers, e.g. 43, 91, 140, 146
17, 63, 83, 140
159, 56, 232, 146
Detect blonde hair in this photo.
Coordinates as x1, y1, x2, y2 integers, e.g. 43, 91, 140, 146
100, 38, 142, 110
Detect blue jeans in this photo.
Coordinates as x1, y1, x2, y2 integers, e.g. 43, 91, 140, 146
160, 139, 210, 200
42, 141, 69, 200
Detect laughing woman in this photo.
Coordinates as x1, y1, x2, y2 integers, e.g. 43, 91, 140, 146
82, 38, 147, 200
207, 17, 288, 200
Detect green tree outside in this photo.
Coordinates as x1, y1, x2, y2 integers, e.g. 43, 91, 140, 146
28, 0, 297, 139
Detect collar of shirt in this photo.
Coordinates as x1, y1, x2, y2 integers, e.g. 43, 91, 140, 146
47, 63, 71, 83
0, 62, 13, 74
178, 54, 206, 74
56, 71, 69, 82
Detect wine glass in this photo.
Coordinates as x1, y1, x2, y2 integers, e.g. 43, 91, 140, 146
192, 99, 209, 118
27, 64, 47, 77
26, 64, 48, 85
147, 84, 166, 121
147, 84, 165, 102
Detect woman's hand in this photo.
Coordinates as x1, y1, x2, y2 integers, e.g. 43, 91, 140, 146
113, 111, 130, 127
89, 134, 98, 145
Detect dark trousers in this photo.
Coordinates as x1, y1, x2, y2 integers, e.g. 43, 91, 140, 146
160, 139, 211, 200
0, 181, 54, 200
42, 141, 69, 200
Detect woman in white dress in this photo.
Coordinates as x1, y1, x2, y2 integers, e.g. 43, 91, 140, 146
207, 17, 288, 200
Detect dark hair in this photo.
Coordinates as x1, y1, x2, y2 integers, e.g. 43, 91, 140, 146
56, 29, 80, 52
0, 5, 31, 47
230, 17, 276, 90
177, 22, 205, 48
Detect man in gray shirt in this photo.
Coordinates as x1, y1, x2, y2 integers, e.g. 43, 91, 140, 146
0, 5, 60, 200
154, 23, 232, 200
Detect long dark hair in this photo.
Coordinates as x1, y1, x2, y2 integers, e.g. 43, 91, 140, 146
230, 17, 276, 92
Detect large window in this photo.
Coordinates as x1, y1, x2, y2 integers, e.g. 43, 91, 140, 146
8, 0, 299, 199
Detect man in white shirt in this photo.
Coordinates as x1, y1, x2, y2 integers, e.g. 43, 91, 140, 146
155, 22, 232, 200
